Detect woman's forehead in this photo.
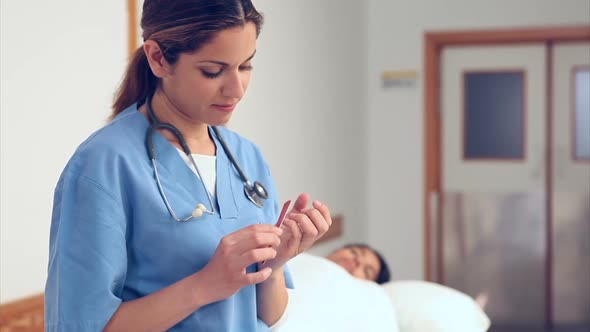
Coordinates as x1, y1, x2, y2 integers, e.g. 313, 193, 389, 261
185, 23, 257, 64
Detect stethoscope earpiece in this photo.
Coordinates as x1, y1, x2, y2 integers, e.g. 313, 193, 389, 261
192, 203, 207, 219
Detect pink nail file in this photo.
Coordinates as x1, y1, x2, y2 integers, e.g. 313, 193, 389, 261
261, 200, 291, 265
275, 200, 292, 228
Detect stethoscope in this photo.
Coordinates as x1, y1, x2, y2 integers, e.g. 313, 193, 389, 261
145, 95, 269, 221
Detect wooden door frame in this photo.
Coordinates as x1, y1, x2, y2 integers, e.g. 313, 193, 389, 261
127, 0, 139, 56
423, 25, 590, 326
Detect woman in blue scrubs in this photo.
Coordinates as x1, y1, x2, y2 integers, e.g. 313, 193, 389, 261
44, 1, 332, 331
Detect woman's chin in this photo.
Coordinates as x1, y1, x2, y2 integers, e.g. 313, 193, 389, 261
209, 115, 232, 127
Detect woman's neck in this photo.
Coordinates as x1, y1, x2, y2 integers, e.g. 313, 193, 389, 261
141, 90, 216, 156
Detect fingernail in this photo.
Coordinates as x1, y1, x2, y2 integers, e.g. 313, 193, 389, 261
313, 200, 323, 207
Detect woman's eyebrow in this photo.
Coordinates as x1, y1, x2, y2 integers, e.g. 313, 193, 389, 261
195, 50, 257, 66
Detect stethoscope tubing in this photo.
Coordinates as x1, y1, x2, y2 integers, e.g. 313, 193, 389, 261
145, 95, 268, 221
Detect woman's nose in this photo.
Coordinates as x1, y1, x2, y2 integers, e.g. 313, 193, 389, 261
221, 71, 245, 99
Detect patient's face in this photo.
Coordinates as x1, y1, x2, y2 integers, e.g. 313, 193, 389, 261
326, 246, 381, 282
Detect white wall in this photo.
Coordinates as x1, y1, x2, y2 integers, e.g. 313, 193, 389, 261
0, 0, 367, 302
366, 0, 590, 280
1, 1, 128, 303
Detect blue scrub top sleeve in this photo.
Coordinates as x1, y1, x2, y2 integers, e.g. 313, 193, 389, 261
45, 174, 127, 332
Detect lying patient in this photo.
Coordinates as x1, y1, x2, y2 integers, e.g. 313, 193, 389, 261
325, 244, 391, 284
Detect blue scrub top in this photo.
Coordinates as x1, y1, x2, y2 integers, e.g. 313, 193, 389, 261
45, 104, 293, 331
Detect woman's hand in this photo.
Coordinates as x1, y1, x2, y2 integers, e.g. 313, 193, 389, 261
261, 193, 332, 271
195, 224, 282, 303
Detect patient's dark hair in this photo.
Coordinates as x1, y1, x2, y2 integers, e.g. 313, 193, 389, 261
344, 243, 391, 284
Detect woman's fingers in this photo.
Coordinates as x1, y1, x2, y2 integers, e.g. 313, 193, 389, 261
239, 246, 278, 269
302, 207, 330, 237
202, 224, 285, 302
243, 267, 273, 285
280, 201, 332, 255
224, 224, 282, 255
282, 218, 302, 253
290, 193, 309, 213
312, 200, 332, 227
288, 212, 318, 251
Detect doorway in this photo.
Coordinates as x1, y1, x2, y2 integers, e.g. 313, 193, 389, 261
424, 26, 590, 330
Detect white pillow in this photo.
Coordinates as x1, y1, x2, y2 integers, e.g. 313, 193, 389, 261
381, 281, 490, 332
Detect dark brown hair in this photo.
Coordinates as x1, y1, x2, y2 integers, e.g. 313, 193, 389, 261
111, 0, 263, 119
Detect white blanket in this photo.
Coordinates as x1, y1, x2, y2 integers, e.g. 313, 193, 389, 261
278, 253, 400, 332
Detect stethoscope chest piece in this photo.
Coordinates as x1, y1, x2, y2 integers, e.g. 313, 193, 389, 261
244, 181, 269, 208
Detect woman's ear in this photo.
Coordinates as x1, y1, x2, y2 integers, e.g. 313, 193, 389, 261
143, 40, 173, 78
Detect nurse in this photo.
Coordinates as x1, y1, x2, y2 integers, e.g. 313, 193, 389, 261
44, 0, 332, 331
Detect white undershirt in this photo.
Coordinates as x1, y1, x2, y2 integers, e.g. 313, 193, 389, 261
176, 149, 217, 196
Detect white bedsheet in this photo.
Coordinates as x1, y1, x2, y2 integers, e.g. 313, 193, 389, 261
278, 253, 400, 332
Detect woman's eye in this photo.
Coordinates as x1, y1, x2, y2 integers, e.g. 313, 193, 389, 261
200, 69, 223, 79
200, 65, 252, 79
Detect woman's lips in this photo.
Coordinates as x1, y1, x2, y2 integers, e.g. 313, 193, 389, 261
212, 104, 236, 112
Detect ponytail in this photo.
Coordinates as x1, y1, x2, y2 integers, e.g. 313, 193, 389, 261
111, 46, 158, 120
